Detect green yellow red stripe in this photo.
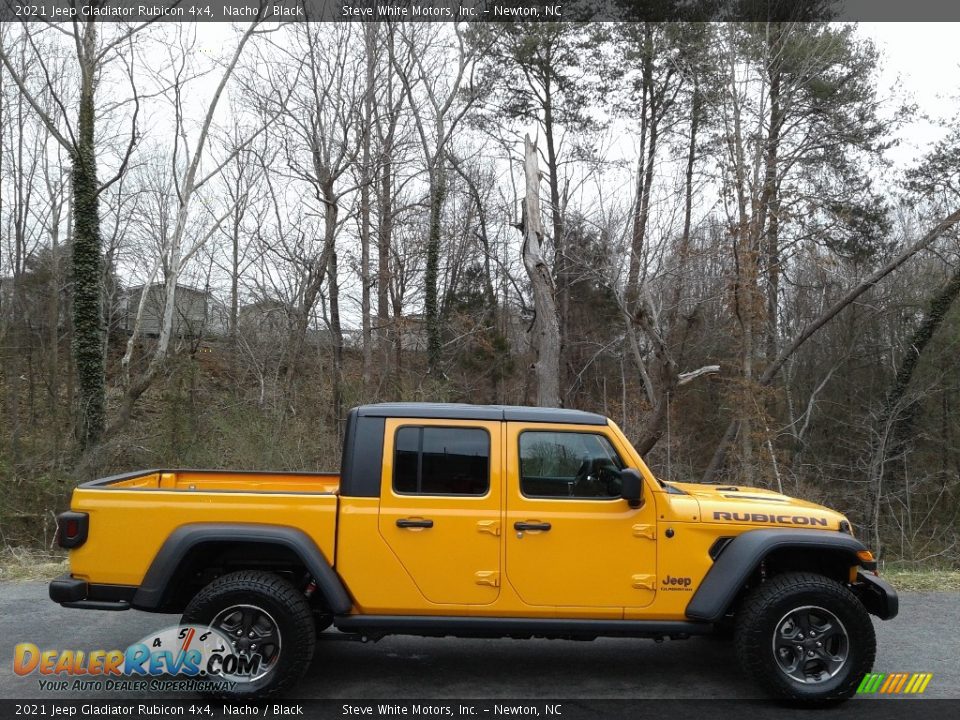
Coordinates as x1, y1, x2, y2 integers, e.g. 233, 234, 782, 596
858, 672, 932, 695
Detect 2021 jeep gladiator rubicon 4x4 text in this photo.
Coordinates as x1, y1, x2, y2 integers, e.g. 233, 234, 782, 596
50, 403, 897, 701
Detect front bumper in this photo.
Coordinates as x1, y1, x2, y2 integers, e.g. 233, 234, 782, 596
853, 570, 899, 620
49, 574, 133, 611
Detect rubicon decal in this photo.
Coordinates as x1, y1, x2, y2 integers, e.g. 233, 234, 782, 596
13, 624, 261, 687
857, 673, 933, 695
713, 511, 830, 526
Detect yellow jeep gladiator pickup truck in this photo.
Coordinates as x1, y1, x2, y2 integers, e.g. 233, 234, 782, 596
50, 403, 897, 701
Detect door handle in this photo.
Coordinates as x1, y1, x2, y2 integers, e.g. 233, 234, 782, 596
396, 518, 434, 529
514, 521, 551, 532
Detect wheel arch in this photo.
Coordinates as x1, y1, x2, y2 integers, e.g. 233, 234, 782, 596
686, 529, 868, 622
132, 523, 352, 615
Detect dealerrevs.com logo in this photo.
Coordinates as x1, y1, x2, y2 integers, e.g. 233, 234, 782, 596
13, 624, 261, 692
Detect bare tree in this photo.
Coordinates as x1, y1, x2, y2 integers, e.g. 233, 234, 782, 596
393, 23, 479, 372
252, 24, 365, 432
520, 135, 560, 407
113, 21, 265, 433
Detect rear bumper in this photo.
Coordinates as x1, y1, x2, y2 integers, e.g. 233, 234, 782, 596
854, 570, 899, 620
49, 574, 133, 611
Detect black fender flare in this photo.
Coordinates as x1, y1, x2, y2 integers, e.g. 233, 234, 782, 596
132, 523, 352, 614
685, 528, 868, 622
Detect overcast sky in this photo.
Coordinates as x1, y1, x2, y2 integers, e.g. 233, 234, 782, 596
103, 22, 960, 311
188, 21, 960, 171
859, 23, 960, 167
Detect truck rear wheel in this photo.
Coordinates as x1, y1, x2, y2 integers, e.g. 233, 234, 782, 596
181, 570, 315, 699
734, 571, 875, 702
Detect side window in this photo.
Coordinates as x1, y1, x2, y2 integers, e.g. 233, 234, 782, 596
393, 427, 490, 496
519, 431, 625, 499
394, 427, 420, 494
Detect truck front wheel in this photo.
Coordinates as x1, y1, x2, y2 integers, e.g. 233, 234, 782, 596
181, 570, 316, 698
734, 571, 875, 702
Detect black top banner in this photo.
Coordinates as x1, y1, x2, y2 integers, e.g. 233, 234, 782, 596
1, 0, 959, 23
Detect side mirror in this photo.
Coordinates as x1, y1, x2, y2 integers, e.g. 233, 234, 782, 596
621, 468, 643, 508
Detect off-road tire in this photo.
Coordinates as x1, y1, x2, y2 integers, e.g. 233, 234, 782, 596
181, 570, 316, 699
734, 572, 875, 702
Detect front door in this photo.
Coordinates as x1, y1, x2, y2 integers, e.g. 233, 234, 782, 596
504, 423, 658, 609
378, 418, 502, 605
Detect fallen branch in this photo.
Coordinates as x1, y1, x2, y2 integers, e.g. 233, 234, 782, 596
677, 364, 720, 386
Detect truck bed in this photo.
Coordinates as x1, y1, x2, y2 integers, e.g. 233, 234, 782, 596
67, 469, 341, 589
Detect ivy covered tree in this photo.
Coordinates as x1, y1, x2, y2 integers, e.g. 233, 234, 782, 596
0, 14, 142, 447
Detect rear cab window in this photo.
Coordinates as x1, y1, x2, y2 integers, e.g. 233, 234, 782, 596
393, 426, 490, 496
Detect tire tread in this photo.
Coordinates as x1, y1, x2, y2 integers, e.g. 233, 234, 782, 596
734, 571, 875, 702
182, 570, 315, 699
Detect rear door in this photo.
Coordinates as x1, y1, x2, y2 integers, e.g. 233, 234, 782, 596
378, 418, 502, 605
504, 423, 658, 610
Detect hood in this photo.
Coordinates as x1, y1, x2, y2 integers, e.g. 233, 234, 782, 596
667, 482, 848, 531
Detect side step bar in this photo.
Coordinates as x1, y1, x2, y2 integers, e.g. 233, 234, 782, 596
334, 615, 713, 640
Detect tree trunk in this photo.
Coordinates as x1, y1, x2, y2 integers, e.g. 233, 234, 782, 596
392, 279, 403, 392
633, 346, 677, 456
65, 187, 75, 423
359, 24, 375, 392
623, 25, 666, 443
377, 28, 399, 379
424, 159, 446, 372
72, 21, 105, 447
634, 82, 702, 458
328, 245, 344, 440
377, 146, 393, 375
47, 192, 62, 439
667, 79, 700, 330
521, 135, 561, 408
542, 63, 567, 395
727, 58, 757, 486
230, 215, 240, 342
626, 23, 655, 313
761, 27, 784, 364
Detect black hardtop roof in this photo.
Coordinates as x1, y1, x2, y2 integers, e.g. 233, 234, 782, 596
355, 402, 607, 426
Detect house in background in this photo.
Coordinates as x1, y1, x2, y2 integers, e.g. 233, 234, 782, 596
395, 313, 427, 352
238, 298, 337, 348
121, 283, 226, 338
238, 297, 290, 339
